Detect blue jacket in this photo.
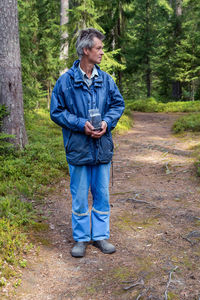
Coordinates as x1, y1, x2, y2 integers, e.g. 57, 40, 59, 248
50, 60, 125, 165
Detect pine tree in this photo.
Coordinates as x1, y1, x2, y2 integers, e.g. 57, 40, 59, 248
171, 0, 200, 100
121, 0, 172, 99
18, 0, 41, 110
36, 0, 62, 109
0, 0, 28, 148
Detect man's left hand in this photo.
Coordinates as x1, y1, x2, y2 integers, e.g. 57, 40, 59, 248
91, 121, 107, 139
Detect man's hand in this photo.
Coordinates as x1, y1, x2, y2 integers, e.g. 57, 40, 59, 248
91, 121, 107, 139
84, 121, 95, 135
84, 120, 107, 138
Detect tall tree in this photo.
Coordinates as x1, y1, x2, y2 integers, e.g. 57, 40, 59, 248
36, 0, 61, 109
60, 0, 69, 74
121, 0, 172, 99
171, 0, 200, 100
18, 0, 41, 110
0, 0, 28, 148
171, 0, 183, 100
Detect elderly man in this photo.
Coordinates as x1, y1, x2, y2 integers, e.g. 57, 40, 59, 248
50, 28, 124, 257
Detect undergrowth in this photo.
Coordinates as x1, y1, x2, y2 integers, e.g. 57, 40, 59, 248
113, 107, 133, 134
0, 109, 67, 288
172, 113, 200, 177
127, 97, 200, 113
172, 113, 200, 133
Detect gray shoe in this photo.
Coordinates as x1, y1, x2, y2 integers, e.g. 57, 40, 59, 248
70, 242, 88, 258
93, 240, 116, 254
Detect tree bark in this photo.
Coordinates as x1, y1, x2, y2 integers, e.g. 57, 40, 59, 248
145, 0, 151, 97
60, 0, 69, 74
171, 0, 182, 100
0, 0, 28, 148
117, 0, 123, 93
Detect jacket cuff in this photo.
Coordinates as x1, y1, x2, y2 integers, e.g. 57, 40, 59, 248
102, 118, 111, 131
78, 118, 88, 132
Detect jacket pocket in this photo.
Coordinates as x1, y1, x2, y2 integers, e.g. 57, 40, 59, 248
97, 132, 114, 163
66, 132, 94, 165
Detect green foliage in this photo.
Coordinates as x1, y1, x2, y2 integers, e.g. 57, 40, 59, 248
0, 217, 31, 282
0, 105, 8, 123
17, 0, 200, 106
0, 109, 67, 198
172, 113, 200, 133
18, 0, 41, 110
0, 105, 14, 153
0, 109, 67, 286
0, 196, 35, 226
196, 160, 200, 177
127, 98, 200, 113
18, 0, 61, 110
113, 108, 133, 134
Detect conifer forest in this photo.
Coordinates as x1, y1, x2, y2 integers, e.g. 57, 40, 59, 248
1, 0, 200, 299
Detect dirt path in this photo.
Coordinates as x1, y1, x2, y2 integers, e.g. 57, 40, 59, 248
5, 112, 200, 299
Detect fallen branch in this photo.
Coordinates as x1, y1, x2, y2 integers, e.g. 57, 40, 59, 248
182, 230, 200, 246
118, 198, 151, 205
122, 278, 144, 291
182, 236, 195, 246
136, 287, 150, 300
164, 266, 178, 300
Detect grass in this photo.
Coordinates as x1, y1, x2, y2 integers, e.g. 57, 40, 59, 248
113, 107, 133, 134
172, 113, 200, 133
0, 108, 67, 288
172, 113, 200, 176
127, 97, 200, 113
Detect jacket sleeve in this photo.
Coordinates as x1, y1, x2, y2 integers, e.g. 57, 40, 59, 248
50, 79, 87, 132
102, 77, 125, 131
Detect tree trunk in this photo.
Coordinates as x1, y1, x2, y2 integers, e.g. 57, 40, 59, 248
145, 0, 151, 97
60, 0, 69, 74
191, 80, 195, 101
171, 0, 182, 100
0, 0, 28, 148
172, 81, 182, 100
117, 0, 123, 93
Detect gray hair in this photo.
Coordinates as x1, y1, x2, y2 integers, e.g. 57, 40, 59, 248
76, 28, 105, 59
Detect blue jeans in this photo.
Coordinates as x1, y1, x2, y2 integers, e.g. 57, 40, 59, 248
68, 163, 111, 242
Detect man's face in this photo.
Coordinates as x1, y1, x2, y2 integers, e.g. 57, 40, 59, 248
84, 37, 104, 64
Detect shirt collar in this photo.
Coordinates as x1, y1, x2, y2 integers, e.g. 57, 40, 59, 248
78, 63, 99, 79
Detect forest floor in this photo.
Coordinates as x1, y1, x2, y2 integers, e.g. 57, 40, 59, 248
4, 112, 200, 300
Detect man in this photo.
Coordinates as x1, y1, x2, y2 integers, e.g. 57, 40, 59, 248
50, 28, 124, 258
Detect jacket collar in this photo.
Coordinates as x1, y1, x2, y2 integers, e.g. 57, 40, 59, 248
69, 60, 103, 88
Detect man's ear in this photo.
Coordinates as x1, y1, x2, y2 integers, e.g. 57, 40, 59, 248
83, 47, 89, 56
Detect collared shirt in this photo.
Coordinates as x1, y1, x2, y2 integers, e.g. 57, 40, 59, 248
78, 63, 99, 87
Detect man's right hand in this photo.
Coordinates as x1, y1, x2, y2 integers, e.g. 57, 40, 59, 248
84, 121, 95, 135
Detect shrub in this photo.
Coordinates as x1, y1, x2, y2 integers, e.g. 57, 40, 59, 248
0, 109, 67, 287
172, 113, 200, 133
127, 98, 200, 113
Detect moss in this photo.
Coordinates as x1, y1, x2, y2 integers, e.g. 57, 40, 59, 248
115, 212, 159, 232
111, 266, 134, 281
31, 222, 49, 232
167, 291, 180, 300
